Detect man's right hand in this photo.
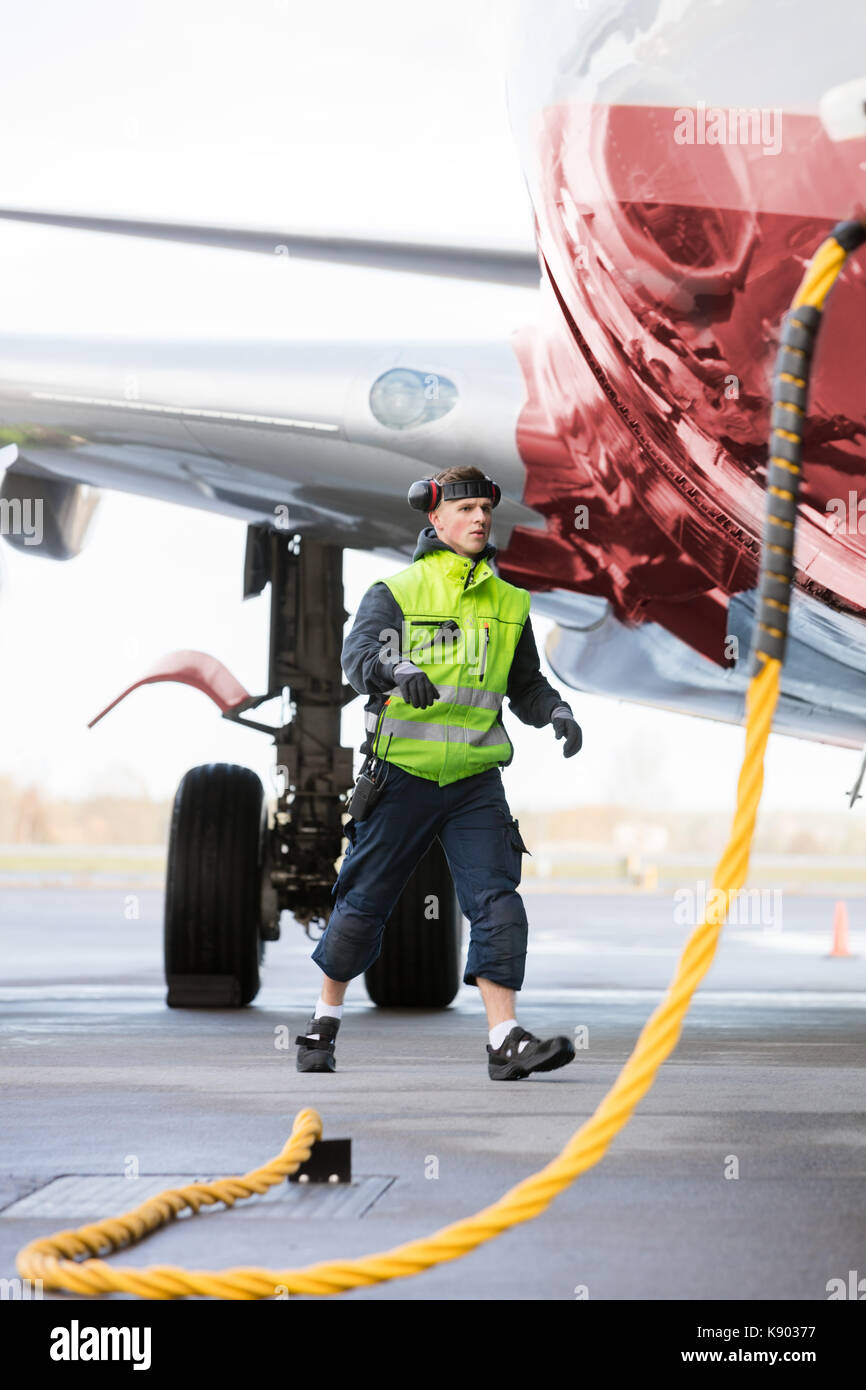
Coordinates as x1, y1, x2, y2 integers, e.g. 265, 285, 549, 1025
392, 660, 440, 709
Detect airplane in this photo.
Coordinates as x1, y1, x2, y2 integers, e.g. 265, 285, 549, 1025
1, 0, 864, 1011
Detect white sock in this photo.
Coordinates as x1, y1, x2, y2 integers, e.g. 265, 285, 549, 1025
314, 997, 342, 1020
489, 1018, 529, 1053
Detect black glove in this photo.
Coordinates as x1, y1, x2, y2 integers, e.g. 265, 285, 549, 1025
551, 703, 582, 757
392, 660, 440, 709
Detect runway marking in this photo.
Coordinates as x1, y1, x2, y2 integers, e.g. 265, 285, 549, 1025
726, 930, 863, 954
518, 988, 866, 1007
2, 984, 865, 1008
0, 986, 166, 1000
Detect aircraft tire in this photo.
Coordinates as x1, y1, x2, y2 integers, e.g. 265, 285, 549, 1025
164, 763, 265, 1008
364, 836, 462, 1008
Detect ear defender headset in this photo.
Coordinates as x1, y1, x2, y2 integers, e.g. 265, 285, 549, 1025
407, 475, 501, 511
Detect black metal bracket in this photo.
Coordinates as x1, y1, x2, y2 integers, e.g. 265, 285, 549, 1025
289, 1138, 352, 1184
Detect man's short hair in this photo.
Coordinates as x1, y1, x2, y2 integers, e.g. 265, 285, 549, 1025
429, 465, 488, 487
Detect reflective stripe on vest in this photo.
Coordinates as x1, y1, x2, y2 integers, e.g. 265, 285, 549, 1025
365, 709, 507, 746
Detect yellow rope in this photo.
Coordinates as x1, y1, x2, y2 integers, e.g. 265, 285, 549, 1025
16, 222, 861, 1299
14, 660, 781, 1299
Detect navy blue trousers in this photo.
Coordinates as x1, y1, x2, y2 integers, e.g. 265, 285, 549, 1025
311, 762, 529, 990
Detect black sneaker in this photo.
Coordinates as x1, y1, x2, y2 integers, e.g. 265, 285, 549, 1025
487, 1025, 575, 1081
295, 1014, 340, 1073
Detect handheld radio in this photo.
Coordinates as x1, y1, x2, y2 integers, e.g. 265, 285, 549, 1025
346, 703, 393, 821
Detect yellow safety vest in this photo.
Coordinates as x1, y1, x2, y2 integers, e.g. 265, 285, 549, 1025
368, 547, 531, 786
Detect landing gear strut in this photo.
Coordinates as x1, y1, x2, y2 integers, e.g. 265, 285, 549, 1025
162, 527, 462, 1009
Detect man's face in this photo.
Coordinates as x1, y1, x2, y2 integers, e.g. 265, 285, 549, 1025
428, 496, 493, 558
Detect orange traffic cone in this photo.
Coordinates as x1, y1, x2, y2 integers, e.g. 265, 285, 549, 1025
830, 901, 851, 958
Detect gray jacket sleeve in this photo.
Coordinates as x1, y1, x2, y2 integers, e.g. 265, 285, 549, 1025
506, 617, 573, 727
341, 582, 406, 695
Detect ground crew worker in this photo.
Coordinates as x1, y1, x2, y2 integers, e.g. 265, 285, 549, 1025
295, 464, 583, 1079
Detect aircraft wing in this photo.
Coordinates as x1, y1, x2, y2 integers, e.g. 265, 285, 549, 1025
0, 208, 541, 287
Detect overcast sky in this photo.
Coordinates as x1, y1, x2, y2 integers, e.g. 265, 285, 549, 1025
0, 0, 863, 824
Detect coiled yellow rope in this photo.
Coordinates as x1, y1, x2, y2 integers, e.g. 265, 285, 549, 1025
16, 222, 862, 1299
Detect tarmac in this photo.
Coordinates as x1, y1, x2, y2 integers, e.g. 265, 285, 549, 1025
1, 887, 864, 1301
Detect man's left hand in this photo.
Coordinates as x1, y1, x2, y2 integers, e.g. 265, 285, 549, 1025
551, 704, 582, 757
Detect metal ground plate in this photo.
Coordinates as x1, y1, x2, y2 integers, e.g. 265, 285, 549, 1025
1, 1174, 394, 1221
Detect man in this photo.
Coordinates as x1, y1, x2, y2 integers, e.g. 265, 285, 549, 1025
295, 465, 583, 1079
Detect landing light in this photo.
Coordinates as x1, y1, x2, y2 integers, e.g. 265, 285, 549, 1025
369, 368, 457, 430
